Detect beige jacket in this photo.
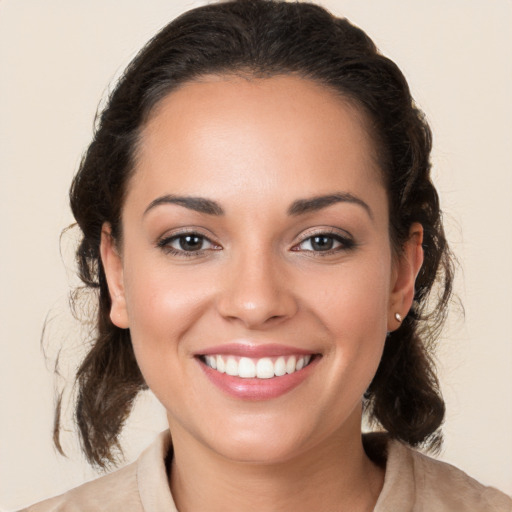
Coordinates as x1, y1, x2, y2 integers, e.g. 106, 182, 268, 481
21, 431, 511, 511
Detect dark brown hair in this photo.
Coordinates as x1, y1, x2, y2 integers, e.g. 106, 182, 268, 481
57, 0, 453, 468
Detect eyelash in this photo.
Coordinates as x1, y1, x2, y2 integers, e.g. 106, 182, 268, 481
291, 229, 356, 256
157, 230, 220, 257
156, 229, 355, 257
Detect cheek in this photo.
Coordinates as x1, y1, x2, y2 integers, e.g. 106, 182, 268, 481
124, 257, 211, 328
313, 256, 391, 337
307, 253, 391, 386
121, 259, 214, 380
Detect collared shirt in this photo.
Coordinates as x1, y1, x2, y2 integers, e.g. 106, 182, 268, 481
21, 431, 512, 511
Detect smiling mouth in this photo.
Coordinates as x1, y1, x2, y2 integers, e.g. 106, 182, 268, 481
199, 354, 315, 379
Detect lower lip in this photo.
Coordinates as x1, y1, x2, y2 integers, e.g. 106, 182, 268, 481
198, 357, 319, 401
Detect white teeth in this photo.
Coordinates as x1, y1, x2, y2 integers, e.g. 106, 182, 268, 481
226, 357, 238, 376
216, 355, 225, 373
203, 354, 313, 379
286, 356, 296, 374
274, 356, 286, 377
238, 357, 256, 378
256, 358, 274, 379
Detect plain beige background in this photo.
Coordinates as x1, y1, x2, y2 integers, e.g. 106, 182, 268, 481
1, 0, 511, 509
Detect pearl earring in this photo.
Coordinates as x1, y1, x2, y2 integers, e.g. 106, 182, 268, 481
395, 313, 403, 323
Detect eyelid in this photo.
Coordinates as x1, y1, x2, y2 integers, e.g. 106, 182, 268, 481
155, 226, 355, 256
156, 227, 222, 254
156, 226, 218, 242
294, 226, 353, 243
291, 227, 356, 253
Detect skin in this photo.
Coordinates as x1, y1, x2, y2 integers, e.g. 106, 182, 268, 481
101, 75, 423, 512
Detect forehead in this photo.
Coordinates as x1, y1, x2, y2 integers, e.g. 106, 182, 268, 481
128, 75, 385, 213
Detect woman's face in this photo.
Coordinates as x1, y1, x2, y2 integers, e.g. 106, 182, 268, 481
102, 75, 419, 463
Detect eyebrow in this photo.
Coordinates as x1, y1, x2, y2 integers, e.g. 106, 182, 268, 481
287, 193, 373, 219
144, 195, 224, 216
143, 192, 372, 219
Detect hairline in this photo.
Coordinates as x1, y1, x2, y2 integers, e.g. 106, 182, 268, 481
115, 70, 393, 249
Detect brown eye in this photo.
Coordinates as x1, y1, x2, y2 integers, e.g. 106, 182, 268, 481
310, 235, 334, 251
294, 232, 355, 253
157, 231, 220, 255
178, 234, 204, 251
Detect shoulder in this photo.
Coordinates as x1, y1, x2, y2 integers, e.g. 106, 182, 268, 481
19, 462, 142, 512
410, 447, 511, 510
19, 431, 176, 512
375, 436, 512, 512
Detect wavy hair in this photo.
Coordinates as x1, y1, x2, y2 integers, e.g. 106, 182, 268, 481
55, 0, 454, 468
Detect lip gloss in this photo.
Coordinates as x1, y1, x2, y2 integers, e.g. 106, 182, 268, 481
198, 356, 318, 401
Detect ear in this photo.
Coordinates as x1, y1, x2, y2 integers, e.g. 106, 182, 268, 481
100, 223, 129, 329
387, 222, 424, 331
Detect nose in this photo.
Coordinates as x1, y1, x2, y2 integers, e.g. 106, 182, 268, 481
216, 249, 298, 329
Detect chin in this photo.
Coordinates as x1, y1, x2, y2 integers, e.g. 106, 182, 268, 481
198, 409, 331, 465
211, 433, 307, 465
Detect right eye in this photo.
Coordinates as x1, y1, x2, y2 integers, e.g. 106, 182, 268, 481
157, 232, 220, 256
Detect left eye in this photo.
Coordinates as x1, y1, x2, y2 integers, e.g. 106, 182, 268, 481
295, 234, 351, 252
159, 233, 217, 253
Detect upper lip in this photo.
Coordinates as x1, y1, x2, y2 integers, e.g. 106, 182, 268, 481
196, 343, 316, 358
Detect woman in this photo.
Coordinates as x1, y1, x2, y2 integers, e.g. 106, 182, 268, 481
18, 0, 511, 510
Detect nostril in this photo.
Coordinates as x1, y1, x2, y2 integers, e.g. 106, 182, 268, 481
215, 266, 299, 328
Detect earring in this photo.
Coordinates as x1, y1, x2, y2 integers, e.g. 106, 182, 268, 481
394, 312, 403, 323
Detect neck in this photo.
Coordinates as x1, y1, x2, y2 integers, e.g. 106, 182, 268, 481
168, 413, 384, 512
